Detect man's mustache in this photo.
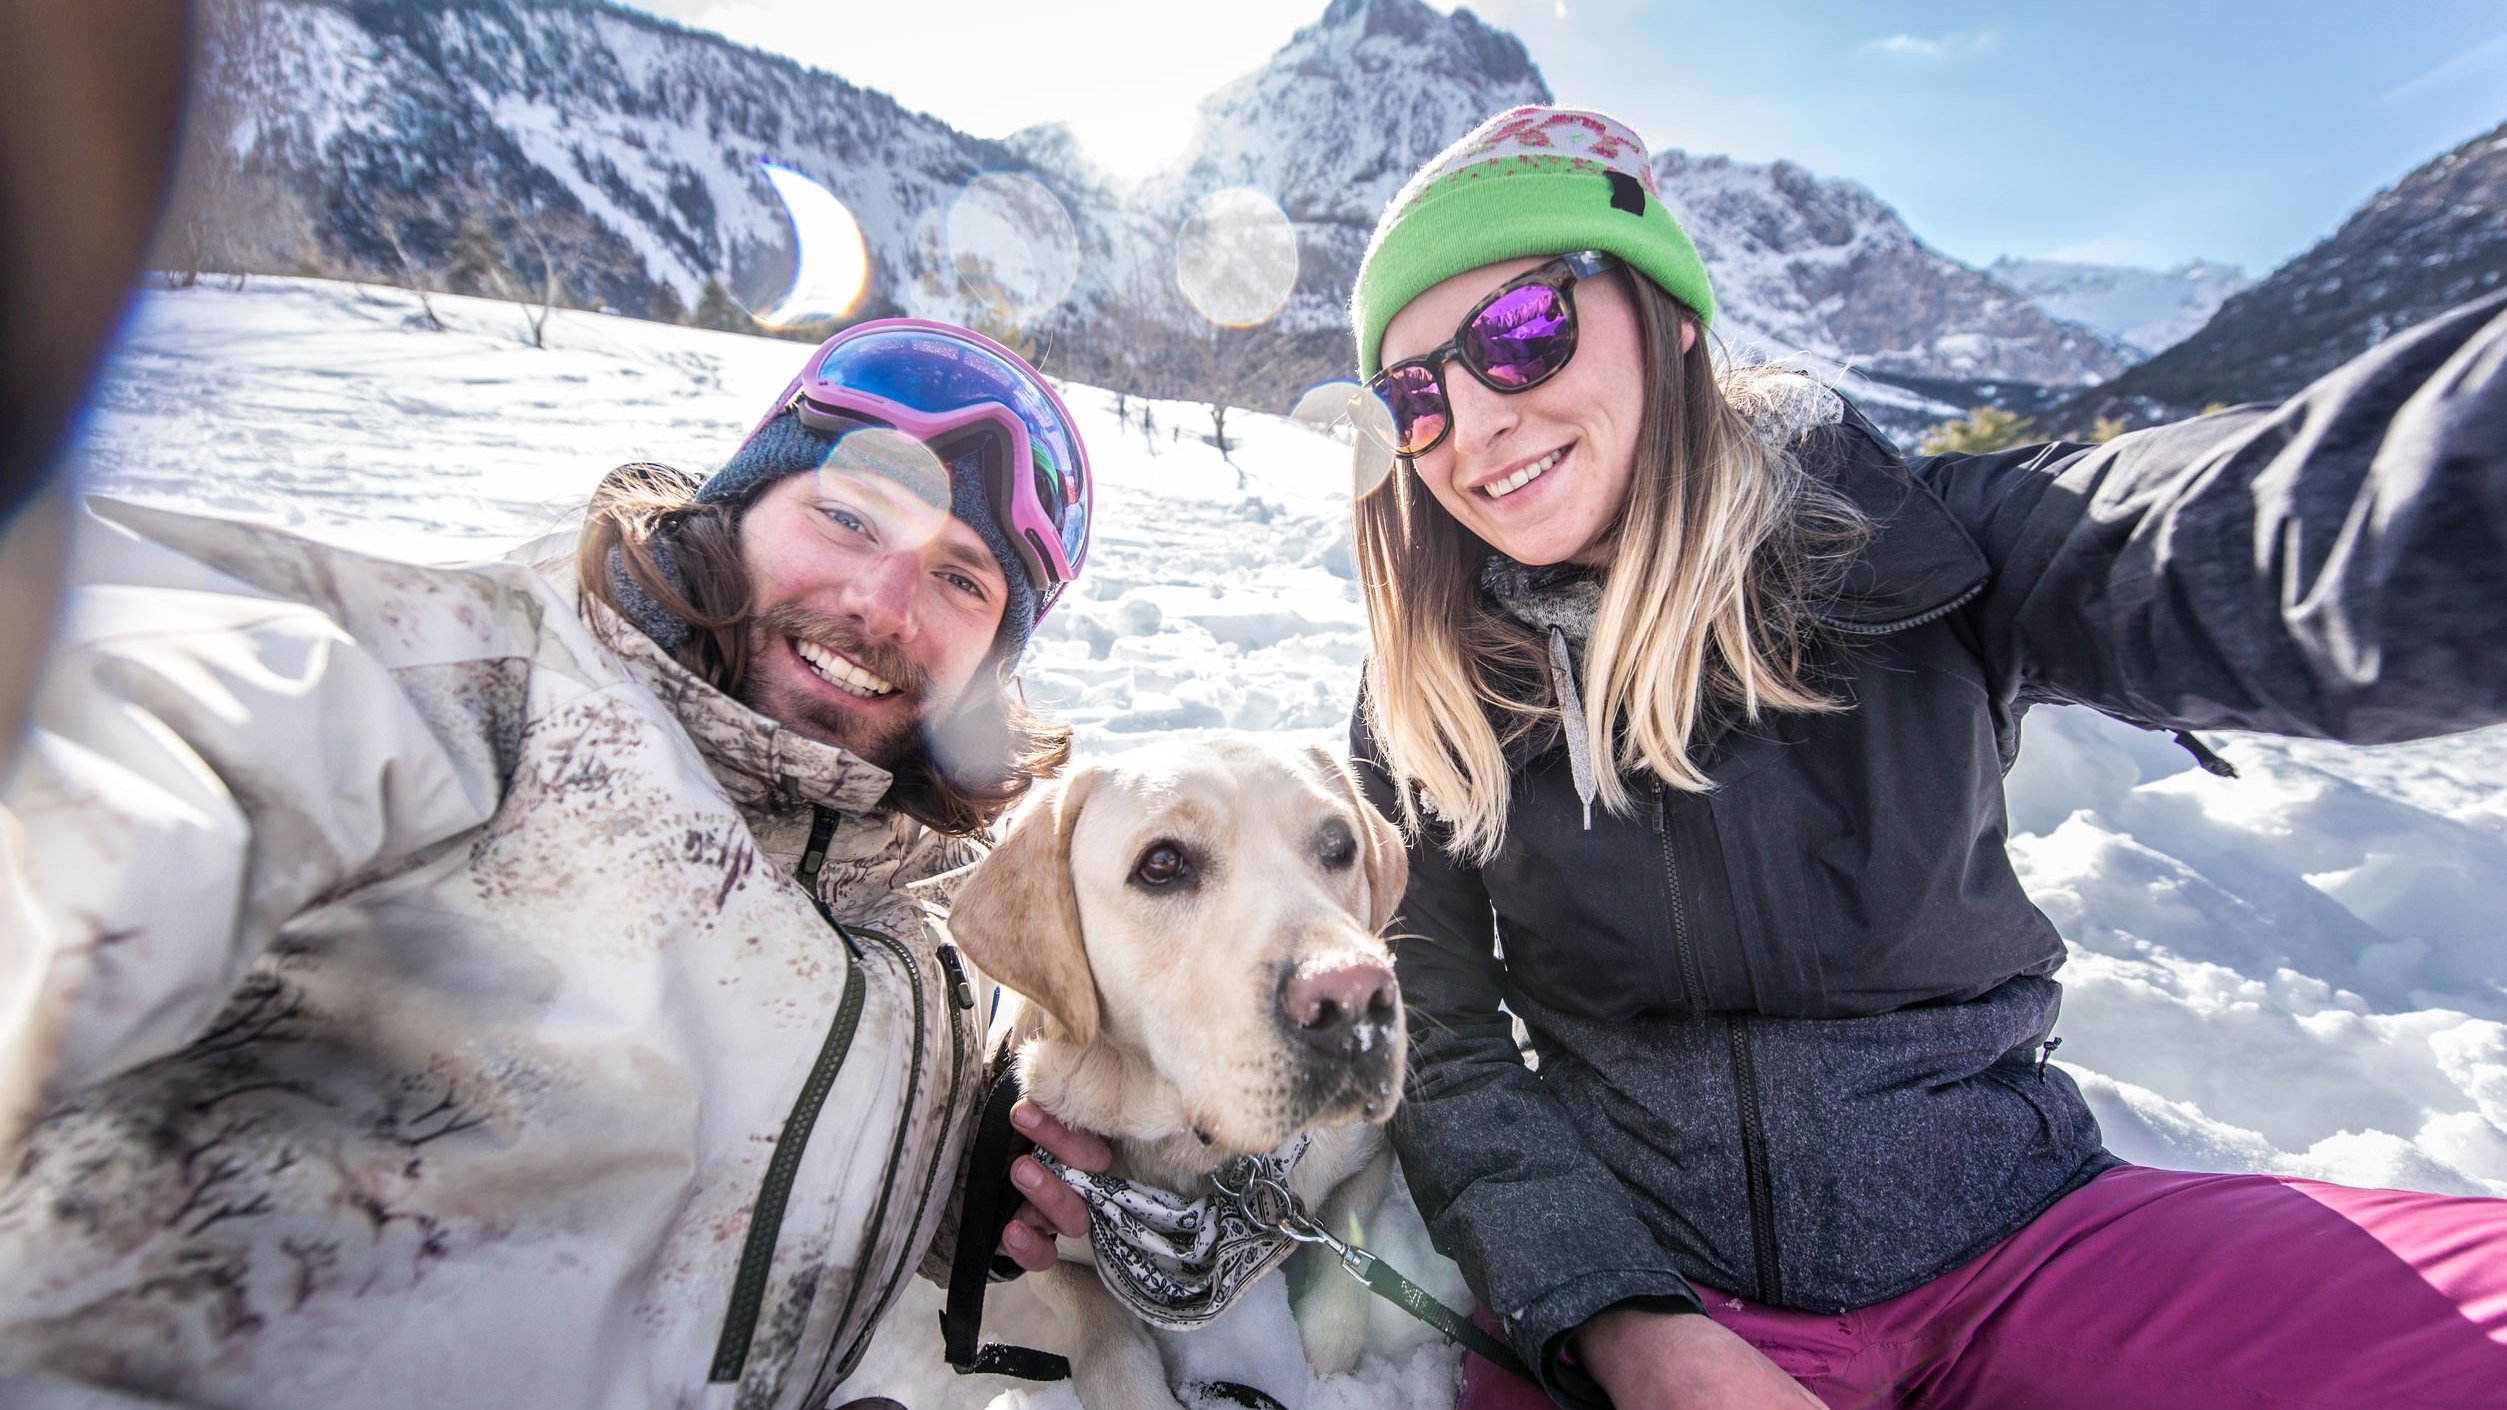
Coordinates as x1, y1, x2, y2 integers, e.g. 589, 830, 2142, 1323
752, 603, 932, 698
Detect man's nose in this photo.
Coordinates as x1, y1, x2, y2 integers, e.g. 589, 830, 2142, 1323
834, 549, 918, 639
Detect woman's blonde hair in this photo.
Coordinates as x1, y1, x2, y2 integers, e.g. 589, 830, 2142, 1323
1355, 272, 1867, 862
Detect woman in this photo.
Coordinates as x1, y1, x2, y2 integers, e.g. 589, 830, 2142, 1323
1347, 106, 2507, 1410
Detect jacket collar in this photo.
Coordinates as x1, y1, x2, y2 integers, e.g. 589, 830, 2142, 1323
1802, 408, 1989, 634
591, 597, 897, 816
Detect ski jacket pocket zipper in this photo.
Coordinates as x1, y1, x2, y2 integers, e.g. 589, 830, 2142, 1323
708, 950, 868, 1384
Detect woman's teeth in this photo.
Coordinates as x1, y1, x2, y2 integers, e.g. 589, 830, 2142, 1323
1484, 448, 1563, 499
793, 639, 896, 698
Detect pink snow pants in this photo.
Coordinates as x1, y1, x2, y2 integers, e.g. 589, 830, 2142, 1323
1457, 1165, 2507, 1410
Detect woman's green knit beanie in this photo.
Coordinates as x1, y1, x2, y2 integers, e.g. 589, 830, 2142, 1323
1351, 106, 1715, 378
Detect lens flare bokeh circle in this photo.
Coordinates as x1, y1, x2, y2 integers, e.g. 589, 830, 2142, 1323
1174, 187, 1299, 329
1290, 380, 1398, 498
935, 172, 1081, 327
751, 161, 870, 329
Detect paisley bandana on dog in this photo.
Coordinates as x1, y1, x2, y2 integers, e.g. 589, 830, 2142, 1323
1035, 1137, 1311, 1330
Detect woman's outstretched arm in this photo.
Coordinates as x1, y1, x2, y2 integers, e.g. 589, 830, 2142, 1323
1922, 289, 2507, 743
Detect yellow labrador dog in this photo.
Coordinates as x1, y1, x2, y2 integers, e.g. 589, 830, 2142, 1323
944, 736, 1409, 1410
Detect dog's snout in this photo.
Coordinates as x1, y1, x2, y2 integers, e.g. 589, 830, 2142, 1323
1278, 959, 1399, 1058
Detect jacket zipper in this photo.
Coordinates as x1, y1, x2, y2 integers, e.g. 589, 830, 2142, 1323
797, 924, 976, 1394
1651, 781, 1707, 1012
1724, 1014, 1782, 1304
708, 804, 874, 1392
1655, 784, 1782, 1303
707, 950, 867, 1384
1817, 579, 1985, 637
816, 933, 976, 1392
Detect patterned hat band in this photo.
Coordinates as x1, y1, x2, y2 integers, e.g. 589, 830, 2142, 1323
1351, 105, 1715, 378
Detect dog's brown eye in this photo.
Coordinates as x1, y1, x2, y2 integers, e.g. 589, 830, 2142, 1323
1131, 842, 1192, 888
1318, 819, 1357, 870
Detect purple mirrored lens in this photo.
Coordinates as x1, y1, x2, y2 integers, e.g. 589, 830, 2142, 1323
1464, 284, 1574, 389
1378, 363, 1449, 456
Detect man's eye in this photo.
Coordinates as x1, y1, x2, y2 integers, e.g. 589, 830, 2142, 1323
820, 506, 867, 534
940, 570, 986, 599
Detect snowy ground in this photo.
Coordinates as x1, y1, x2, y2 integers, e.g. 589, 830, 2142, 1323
64, 277, 2507, 1409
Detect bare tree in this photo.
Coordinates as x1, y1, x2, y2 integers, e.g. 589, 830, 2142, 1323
350, 193, 451, 330
486, 193, 572, 349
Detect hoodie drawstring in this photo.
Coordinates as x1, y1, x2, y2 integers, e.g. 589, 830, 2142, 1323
1549, 627, 1597, 830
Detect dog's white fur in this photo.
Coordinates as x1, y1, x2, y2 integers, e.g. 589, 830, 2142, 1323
945, 736, 1410, 1410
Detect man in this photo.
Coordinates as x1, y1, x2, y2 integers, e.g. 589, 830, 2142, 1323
0, 319, 1097, 1408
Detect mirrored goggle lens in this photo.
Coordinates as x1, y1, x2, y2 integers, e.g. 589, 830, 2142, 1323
1463, 283, 1575, 389
812, 330, 1089, 553
1373, 363, 1449, 456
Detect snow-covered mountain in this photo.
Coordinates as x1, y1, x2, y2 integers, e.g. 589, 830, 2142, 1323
1989, 257, 2251, 358
163, 0, 2140, 425
1656, 150, 2136, 412
2055, 120, 2507, 431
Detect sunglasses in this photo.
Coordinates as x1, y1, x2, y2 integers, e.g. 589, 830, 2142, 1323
1361, 250, 1620, 460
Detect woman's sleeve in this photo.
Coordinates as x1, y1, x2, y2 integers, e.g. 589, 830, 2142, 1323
1349, 705, 1699, 1410
1918, 289, 2507, 742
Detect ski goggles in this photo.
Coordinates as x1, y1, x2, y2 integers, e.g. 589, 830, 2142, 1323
1359, 250, 1620, 461
769, 319, 1090, 616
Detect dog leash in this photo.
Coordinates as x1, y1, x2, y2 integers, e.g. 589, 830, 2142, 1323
939, 1069, 1072, 1381
941, 1073, 1528, 1389
1208, 1157, 1533, 1381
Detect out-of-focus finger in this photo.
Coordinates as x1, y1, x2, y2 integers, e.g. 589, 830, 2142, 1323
1010, 1156, 1093, 1240
998, 1211, 1058, 1272
1011, 1098, 1112, 1172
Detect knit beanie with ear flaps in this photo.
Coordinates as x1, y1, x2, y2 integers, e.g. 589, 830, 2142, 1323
1351, 105, 1715, 379
609, 406, 1040, 670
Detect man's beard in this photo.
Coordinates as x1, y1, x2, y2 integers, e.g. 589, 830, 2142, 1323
740, 603, 936, 768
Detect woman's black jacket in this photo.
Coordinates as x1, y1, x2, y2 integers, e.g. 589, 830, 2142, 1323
1349, 292, 2507, 1409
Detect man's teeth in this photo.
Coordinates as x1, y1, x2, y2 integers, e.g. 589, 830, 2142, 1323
793, 639, 896, 698
1484, 448, 1563, 499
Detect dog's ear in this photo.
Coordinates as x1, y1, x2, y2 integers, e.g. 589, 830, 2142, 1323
946, 769, 1102, 1046
1307, 745, 1409, 934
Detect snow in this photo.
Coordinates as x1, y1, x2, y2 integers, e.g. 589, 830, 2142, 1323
1990, 256, 2252, 359
65, 276, 2507, 1409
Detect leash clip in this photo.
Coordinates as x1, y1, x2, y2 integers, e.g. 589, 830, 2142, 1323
1208, 1157, 1378, 1281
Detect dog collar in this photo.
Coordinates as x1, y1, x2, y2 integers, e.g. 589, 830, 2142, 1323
1035, 1136, 1311, 1330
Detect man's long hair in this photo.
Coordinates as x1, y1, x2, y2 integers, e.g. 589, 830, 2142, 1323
575, 462, 1070, 836
1354, 274, 1870, 863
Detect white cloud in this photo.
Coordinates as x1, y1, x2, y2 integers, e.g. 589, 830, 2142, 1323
2379, 32, 2507, 104
1866, 33, 1948, 59
1861, 29, 1998, 61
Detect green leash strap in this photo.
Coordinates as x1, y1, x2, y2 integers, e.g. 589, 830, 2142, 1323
1352, 1246, 1533, 1379
1208, 1156, 1533, 1382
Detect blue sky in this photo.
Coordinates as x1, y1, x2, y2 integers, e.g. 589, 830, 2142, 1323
627, 0, 2506, 276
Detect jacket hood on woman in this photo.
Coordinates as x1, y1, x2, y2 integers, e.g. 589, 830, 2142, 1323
0, 500, 983, 1409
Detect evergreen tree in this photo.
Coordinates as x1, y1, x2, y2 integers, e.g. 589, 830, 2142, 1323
1919, 405, 2035, 455
691, 277, 749, 334
645, 280, 687, 325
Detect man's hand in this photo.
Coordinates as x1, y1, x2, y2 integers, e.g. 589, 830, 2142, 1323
1572, 1306, 1826, 1410
996, 1098, 1111, 1272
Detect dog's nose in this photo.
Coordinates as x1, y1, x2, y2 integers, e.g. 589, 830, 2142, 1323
1278, 959, 1399, 1059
